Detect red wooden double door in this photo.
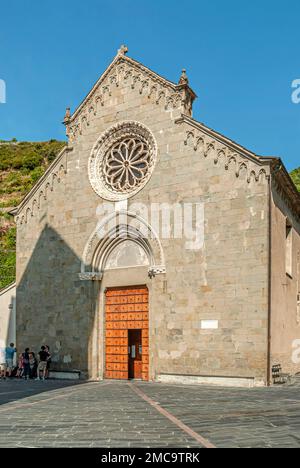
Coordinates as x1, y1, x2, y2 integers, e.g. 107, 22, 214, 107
105, 286, 149, 381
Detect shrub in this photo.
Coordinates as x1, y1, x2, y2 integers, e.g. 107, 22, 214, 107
290, 168, 300, 192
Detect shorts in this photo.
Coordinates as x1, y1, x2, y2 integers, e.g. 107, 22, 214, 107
38, 361, 47, 372
6, 359, 13, 369
0, 363, 7, 373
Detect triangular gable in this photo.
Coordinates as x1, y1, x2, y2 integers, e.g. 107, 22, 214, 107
63, 46, 197, 142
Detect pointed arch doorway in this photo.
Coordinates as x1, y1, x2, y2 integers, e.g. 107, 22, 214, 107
81, 213, 166, 382
103, 239, 150, 381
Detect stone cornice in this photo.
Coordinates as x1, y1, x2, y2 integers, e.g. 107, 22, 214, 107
78, 268, 167, 282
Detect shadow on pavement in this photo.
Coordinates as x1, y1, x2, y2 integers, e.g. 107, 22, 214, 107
0, 379, 84, 405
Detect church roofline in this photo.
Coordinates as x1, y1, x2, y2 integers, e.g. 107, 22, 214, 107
176, 114, 300, 221
9, 144, 70, 217
269, 158, 300, 221
175, 114, 270, 166
64, 46, 197, 125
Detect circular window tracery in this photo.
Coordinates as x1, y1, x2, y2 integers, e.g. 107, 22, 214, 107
104, 137, 150, 192
89, 121, 157, 201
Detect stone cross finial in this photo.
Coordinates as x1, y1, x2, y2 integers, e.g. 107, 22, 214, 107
179, 69, 189, 85
118, 44, 128, 56
64, 107, 71, 123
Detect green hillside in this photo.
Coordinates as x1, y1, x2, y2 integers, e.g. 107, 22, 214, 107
0, 139, 65, 289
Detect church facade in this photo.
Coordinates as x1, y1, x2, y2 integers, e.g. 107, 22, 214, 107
12, 47, 300, 386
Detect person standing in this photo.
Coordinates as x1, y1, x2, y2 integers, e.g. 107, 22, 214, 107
45, 345, 51, 379
36, 346, 49, 381
5, 343, 17, 378
16, 353, 24, 378
22, 348, 30, 380
29, 352, 37, 379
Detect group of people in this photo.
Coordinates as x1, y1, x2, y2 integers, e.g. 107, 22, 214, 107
0, 343, 52, 381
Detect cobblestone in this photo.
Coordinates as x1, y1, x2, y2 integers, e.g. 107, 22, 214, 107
0, 378, 300, 448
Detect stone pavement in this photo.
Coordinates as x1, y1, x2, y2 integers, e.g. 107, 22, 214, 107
0, 378, 300, 448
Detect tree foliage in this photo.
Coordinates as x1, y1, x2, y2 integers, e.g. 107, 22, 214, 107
0, 140, 65, 289
290, 167, 300, 192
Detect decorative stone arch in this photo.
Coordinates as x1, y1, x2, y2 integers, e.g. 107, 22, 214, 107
88, 120, 158, 202
25, 207, 32, 223
79, 210, 166, 281
38, 190, 45, 209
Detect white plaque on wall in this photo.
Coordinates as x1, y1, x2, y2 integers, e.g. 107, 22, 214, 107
201, 320, 219, 330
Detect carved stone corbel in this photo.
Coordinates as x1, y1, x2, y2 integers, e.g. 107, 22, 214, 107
148, 266, 166, 279
78, 272, 103, 281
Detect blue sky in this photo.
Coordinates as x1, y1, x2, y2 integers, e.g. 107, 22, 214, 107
0, 0, 299, 170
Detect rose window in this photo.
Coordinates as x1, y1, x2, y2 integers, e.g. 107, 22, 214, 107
104, 138, 151, 193
89, 121, 157, 201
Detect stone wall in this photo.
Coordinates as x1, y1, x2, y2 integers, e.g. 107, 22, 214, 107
270, 185, 300, 375
0, 283, 16, 351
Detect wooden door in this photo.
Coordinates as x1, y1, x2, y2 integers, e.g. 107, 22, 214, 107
105, 286, 149, 380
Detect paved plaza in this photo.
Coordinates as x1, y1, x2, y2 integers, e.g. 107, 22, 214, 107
0, 378, 300, 448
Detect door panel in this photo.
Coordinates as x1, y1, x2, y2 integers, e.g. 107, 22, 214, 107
105, 286, 149, 381
128, 329, 142, 380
